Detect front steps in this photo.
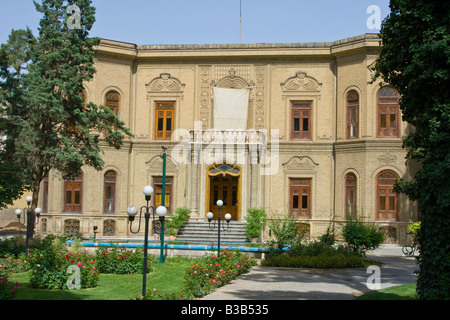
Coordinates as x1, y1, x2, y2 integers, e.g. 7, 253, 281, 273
176, 221, 249, 244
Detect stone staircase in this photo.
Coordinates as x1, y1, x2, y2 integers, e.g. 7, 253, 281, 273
176, 221, 249, 244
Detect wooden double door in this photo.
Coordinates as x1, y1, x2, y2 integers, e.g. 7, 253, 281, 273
209, 175, 239, 221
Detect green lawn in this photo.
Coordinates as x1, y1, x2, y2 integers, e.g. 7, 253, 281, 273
7, 260, 418, 300
356, 283, 417, 300
8, 261, 191, 300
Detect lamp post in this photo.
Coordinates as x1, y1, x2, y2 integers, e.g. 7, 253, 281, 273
207, 200, 231, 260
159, 146, 167, 264
93, 226, 98, 240
156, 205, 167, 264
127, 186, 167, 298
15, 195, 41, 256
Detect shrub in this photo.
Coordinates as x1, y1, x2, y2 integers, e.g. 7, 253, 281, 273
341, 215, 385, 256
268, 215, 308, 254
245, 207, 267, 239
263, 240, 379, 269
0, 253, 29, 274
27, 235, 98, 289
95, 246, 153, 274
319, 224, 335, 247
0, 235, 43, 258
262, 250, 377, 269
166, 207, 191, 236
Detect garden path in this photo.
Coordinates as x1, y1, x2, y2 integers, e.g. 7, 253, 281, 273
201, 246, 418, 300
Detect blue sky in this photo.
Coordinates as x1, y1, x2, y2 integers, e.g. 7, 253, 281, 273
0, 0, 390, 45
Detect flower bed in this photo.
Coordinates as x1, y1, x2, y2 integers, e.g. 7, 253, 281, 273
27, 237, 99, 290
95, 247, 153, 274
145, 248, 257, 300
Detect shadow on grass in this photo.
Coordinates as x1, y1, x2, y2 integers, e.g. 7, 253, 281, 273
357, 283, 417, 300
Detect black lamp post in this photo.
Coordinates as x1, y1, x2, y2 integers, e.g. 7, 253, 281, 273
127, 186, 167, 298
93, 226, 98, 239
207, 200, 231, 260
15, 196, 41, 256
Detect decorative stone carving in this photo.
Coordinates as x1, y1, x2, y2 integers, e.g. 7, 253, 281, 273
146, 73, 185, 94
281, 71, 322, 92
212, 69, 255, 91
254, 66, 266, 129
199, 66, 211, 129
378, 152, 397, 164
282, 156, 319, 171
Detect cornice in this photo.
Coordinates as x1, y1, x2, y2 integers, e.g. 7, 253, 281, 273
94, 34, 382, 61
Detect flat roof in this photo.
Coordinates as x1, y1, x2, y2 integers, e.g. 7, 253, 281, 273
95, 33, 382, 59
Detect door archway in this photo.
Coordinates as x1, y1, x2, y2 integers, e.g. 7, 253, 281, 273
206, 163, 241, 221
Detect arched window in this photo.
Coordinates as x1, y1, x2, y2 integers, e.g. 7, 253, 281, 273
103, 170, 117, 214
377, 87, 399, 137
376, 170, 399, 220
105, 90, 120, 116
105, 90, 120, 132
345, 173, 357, 218
64, 174, 83, 213
346, 90, 359, 139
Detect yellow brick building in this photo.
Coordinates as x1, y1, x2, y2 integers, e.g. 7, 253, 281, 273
31, 33, 418, 244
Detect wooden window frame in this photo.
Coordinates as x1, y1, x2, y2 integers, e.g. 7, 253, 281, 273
377, 87, 399, 138
155, 101, 175, 140
105, 90, 120, 132
345, 173, 357, 218
376, 170, 399, 221
152, 176, 173, 214
346, 90, 359, 139
103, 170, 117, 214
105, 91, 120, 116
289, 178, 311, 218
290, 102, 312, 140
64, 175, 83, 213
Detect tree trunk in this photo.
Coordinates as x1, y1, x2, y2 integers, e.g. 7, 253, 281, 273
27, 179, 41, 239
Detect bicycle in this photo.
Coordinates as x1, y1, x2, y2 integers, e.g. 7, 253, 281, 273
402, 240, 419, 256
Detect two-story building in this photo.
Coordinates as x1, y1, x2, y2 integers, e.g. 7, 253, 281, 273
35, 33, 419, 244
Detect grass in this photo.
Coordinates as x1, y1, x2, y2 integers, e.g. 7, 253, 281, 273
8, 260, 191, 300
356, 283, 417, 300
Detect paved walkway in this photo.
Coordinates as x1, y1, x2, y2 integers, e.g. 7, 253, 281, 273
201, 246, 418, 300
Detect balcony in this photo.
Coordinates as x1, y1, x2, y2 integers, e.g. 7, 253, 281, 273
189, 129, 267, 145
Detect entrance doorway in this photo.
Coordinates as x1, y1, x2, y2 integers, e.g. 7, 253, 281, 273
206, 164, 241, 221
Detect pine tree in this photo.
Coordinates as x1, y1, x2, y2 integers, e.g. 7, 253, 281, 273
3, 0, 132, 237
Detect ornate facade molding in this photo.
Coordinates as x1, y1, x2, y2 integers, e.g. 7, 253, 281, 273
281, 71, 322, 92
145, 73, 185, 94
282, 155, 319, 171
377, 152, 397, 164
